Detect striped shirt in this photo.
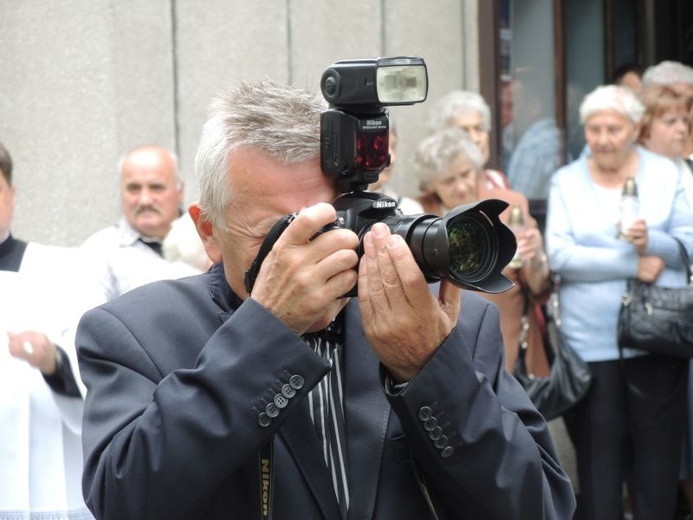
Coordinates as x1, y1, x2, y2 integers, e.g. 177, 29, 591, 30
303, 316, 349, 517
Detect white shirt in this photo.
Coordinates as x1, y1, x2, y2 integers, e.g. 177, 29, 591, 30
82, 217, 200, 301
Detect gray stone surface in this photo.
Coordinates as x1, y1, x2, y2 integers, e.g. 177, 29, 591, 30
1, 0, 480, 246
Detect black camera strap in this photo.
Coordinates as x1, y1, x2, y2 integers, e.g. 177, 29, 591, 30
244, 213, 297, 294
258, 441, 274, 520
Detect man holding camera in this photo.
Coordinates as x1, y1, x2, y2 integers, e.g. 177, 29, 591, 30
77, 79, 574, 519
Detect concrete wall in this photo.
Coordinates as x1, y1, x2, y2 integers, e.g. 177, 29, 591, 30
0, 0, 479, 246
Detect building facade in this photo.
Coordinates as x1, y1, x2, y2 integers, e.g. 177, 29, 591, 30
1, 0, 691, 246
0, 0, 479, 246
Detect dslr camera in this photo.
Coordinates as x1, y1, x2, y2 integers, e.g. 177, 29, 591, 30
245, 57, 515, 296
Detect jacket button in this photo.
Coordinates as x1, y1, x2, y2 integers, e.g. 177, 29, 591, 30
274, 394, 289, 409
266, 403, 280, 418
423, 417, 438, 431
428, 426, 443, 441
282, 383, 296, 398
434, 435, 449, 450
258, 412, 271, 427
418, 406, 433, 421
289, 375, 305, 390
441, 446, 455, 458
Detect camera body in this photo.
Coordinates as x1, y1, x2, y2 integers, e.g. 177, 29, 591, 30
319, 57, 515, 295
243, 57, 515, 296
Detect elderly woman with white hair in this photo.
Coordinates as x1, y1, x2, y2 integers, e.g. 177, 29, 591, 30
415, 127, 552, 377
545, 84, 693, 520
642, 60, 693, 158
428, 89, 510, 190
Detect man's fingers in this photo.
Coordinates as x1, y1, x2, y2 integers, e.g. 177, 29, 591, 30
361, 223, 430, 308
375, 225, 430, 306
360, 227, 386, 303
277, 203, 337, 246
373, 225, 406, 293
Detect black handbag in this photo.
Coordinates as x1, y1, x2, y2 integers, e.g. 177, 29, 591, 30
514, 280, 593, 421
617, 238, 693, 357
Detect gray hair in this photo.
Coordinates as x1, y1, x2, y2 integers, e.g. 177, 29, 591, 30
642, 60, 693, 88
428, 90, 492, 133
195, 80, 325, 228
579, 84, 644, 124
414, 127, 484, 192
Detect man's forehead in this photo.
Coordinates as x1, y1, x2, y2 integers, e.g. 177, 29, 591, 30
231, 149, 332, 193
123, 177, 170, 187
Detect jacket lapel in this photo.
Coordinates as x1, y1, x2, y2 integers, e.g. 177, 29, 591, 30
343, 300, 391, 520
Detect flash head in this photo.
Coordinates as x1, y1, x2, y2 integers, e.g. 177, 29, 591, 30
321, 56, 428, 109
320, 57, 428, 192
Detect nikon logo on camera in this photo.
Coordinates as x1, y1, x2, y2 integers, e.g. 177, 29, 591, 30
372, 200, 397, 209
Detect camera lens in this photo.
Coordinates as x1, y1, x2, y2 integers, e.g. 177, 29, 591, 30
447, 218, 486, 278
446, 213, 496, 282
384, 199, 514, 293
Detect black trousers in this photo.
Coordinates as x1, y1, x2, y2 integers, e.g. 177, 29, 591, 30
567, 355, 687, 520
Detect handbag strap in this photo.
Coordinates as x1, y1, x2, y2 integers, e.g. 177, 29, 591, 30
672, 237, 692, 285
518, 273, 559, 360
548, 274, 561, 323
517, 296, 530, 356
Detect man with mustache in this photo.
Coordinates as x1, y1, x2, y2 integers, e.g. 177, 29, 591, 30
82, 145, 198, 300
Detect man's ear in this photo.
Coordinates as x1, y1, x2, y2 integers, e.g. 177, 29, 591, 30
189, 203, 222, 264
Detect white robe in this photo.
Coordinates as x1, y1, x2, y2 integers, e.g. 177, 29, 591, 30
0, 243, 104, 519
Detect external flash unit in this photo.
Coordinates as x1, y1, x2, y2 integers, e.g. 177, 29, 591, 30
320, 57, 428, 191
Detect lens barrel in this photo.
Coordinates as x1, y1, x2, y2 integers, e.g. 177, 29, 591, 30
383, 199, 514, 294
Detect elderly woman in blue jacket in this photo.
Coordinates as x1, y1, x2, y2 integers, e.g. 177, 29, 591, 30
546, 84, 693, 520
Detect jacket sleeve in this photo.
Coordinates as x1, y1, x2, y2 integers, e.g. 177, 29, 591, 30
77, 297, 329, 520
384, 296, 576, 520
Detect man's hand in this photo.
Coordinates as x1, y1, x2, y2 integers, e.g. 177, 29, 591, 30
7, 331, 58, 375
250, 202, 360, 335
636, 255, 664, 283
357, 222, 461, 382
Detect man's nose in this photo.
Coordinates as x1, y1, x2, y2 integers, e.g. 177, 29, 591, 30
138, 188, 153, 205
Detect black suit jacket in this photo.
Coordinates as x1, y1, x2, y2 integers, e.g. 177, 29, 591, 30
77, 264, 575, 519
